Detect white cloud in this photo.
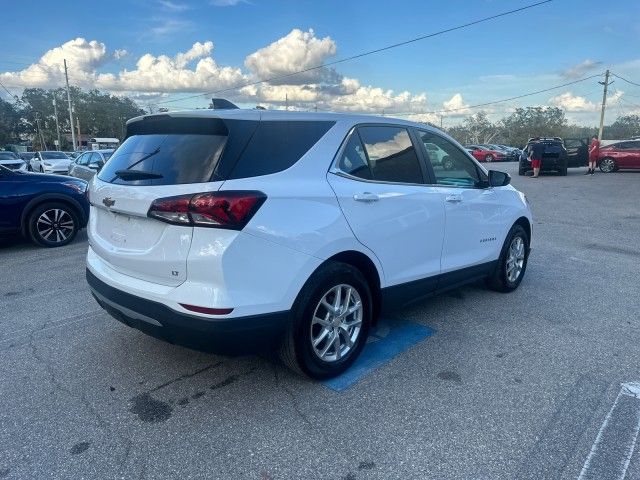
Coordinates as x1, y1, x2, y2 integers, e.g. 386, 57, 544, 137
561, 59, 603, 78
151, 18, 193, 36
211, 0, 250, 6
0, 38, 246, 94
0, 30, 429, 114
158, 0, 190, 11
245, 29, 338, 85
549, 91, 597, 112
442, 93, 471, 116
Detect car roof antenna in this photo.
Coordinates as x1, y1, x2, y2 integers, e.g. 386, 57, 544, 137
210, 98, 239, 110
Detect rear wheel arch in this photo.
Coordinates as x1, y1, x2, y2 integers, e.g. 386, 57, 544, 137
322, 250, 382, 322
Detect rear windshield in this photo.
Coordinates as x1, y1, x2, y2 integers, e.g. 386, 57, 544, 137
98, 116, 334, 185
98, 134, 227, 186
0, 152, 19, 160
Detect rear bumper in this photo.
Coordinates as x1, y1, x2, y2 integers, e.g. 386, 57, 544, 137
520, 157, 566, 171
86, 269, 289, 355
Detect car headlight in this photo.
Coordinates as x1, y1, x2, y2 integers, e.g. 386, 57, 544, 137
62, 181, 87, 193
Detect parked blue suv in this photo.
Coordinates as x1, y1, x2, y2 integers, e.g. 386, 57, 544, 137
0, 165, 90, 247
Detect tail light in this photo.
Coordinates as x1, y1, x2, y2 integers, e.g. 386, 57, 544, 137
148, 191, 266, 230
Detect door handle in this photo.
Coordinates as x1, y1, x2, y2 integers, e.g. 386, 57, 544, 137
445, 194, 463, 203
353, 192, 379, 203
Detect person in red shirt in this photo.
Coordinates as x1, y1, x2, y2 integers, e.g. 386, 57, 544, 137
586, 135, 600, 175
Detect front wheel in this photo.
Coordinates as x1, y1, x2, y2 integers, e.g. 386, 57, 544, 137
486, 224, 529, 293
280, 262, 372, 379
28, 202, 79, 247
485, 154, 494, 162
442, 156, 454, 170
599, 157, 616, 173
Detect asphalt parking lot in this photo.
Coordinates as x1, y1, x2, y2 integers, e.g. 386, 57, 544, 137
1, 163, 639, 480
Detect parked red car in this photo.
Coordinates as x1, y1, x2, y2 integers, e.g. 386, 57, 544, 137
597, 140, 640, 172
465, 145, 507, 162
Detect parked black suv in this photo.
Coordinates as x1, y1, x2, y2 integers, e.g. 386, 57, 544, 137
518, 137, 589, 176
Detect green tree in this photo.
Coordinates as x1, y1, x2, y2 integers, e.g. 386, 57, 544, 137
445, 111, 499, 145
0, 99, 21, 146
499, 107, 568, 147
20, 87, 145, 149
603, 114, 640, 139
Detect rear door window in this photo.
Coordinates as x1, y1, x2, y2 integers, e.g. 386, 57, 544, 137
357, 126, 424, 184
337, 132, 372, 180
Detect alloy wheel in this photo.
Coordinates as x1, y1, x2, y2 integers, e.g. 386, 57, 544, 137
310, 284, 363, 363
485, 154, 494, 162
506, 236, 526, 283
36, 209, 75, 244
599, 158, 615, 173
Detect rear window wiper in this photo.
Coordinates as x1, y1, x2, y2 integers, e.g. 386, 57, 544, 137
114, 170, 163, 181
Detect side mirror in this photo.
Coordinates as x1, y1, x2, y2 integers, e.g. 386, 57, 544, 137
88, 162, 102, 171
488, 170, 511, 187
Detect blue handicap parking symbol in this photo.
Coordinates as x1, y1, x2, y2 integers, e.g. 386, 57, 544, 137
322, 319, 435, 392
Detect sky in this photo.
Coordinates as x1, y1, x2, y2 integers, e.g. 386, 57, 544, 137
1, 0, 639, 125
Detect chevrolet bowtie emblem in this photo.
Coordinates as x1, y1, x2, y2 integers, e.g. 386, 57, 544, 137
102, 197, 115, 208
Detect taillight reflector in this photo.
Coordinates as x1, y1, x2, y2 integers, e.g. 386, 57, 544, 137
148, 191, 266, 230
180, 303, 233, 315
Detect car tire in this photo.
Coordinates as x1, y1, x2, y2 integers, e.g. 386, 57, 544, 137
280, 261, 372, 379
442, 156, 454, 170
559, 163, 568, 176
27, 202, 79, 248
39, 166, 44, 173
486, 224, 529, 293
485, 154, 494, 162
599, 157, 616, 173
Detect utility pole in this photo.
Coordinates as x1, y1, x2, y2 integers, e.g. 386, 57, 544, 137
52, 97, 62, 150
64, 59, 76, 150
76, 117, 81, 150
597, 70, 613, 141
35, 112, 48, 150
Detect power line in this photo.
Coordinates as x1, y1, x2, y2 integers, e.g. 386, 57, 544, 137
154, 0, 554, 106
161, 73, 604, 119
394, 73, 604, 117
0, 78, 18, 103
611, 72, 640, 89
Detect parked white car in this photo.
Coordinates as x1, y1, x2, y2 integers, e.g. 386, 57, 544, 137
29, 151, 71, 174
0, 151, 27, 171
86, 110, 532, 379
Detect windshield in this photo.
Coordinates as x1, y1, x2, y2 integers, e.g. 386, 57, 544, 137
0, 152, 20, 160
41, 152, 69, 160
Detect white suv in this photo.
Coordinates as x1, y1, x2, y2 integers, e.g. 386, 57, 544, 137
86, 109, 532, 379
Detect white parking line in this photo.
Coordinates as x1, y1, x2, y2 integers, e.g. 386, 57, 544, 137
578, 382, 640, 480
